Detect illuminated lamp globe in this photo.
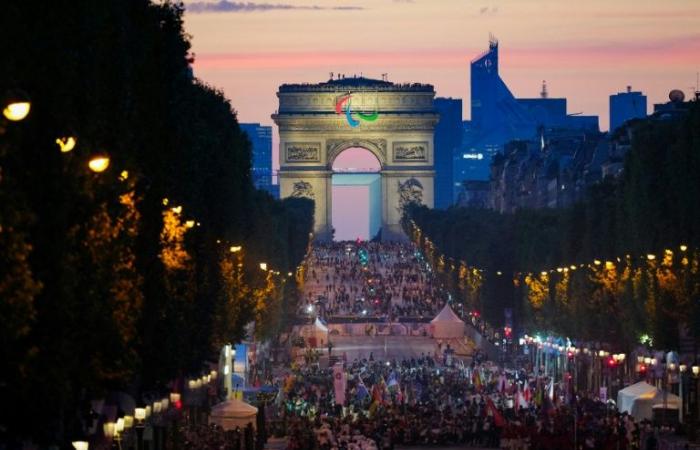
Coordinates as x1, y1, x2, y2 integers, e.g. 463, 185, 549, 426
2, 90, 31, 121
72, 442, 89, 450
88, 154, 110, 173
56, 136, 77, 153
134, 408, 146, 421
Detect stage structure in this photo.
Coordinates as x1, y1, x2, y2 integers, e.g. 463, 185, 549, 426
272, 76, 438, 241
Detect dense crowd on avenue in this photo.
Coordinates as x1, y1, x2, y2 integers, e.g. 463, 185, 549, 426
279, 355, 672, 450
300, 242, 444, 320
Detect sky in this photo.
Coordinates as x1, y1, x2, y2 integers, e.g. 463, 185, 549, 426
182, 0, 699, 238
183, 0, 699, 131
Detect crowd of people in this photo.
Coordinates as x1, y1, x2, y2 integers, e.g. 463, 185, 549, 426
300, 242, 445, 320
279, 355, 677, 450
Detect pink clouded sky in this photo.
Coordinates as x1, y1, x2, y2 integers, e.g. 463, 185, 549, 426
183, 0, 699, 132
182, 0, 698, 238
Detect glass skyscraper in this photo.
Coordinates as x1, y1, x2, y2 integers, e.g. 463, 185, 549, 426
240, 123, 273, 192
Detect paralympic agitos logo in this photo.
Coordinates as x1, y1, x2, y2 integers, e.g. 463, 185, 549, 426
335, 94, 379, 128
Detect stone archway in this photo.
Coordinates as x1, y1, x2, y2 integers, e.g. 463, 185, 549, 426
272, 76, 439, 241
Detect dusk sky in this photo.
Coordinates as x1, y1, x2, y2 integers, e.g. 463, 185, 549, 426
184, 0, 699, 132
183, 0, 699, 238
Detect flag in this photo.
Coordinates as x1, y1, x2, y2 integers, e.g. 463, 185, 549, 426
472, 369, 482, 390
371, 382, 383, 404
275, 385, 284, 408
387, 371, 399, 390
497, 374, 507, 393
516, 383, 528, 409
356, 378, 369, 401
485, 397, 506, 427
333, 363, 347, 405
534, 377, 544, 407
523, 382, 532, 405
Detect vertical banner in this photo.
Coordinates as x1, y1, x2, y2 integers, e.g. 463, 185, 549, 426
333, 363, 347, 405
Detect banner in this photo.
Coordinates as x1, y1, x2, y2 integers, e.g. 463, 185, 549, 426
333, 363, 347, 405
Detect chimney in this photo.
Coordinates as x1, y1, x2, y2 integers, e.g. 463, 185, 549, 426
626, 85, 632, 93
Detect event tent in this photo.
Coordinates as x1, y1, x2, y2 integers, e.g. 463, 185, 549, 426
209, 398, 258, 430
430, 304, 465, 339
299, 317, 329, 347
617, 381, 681, 421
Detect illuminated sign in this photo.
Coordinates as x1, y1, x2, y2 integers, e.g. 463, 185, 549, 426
335, 94, 379, 128
462, 153, 484, 160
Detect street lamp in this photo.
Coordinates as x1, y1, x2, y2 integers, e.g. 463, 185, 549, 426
2, 90, 31, 121
230, 245, 242, 253
259, 262, 268, 271
72, 441, 89, 450
134, 408, 146, 450
88, 154, 110, 173
56, 136, 77, 153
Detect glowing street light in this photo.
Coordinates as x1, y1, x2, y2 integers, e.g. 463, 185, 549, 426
2, 90, 31, 121
230, 245, 242, 253
56, 136, 77, 153
259, 262, 268, 271
88, 154, 110, 173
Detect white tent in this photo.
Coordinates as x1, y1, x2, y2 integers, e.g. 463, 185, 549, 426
617, 381, 681, 421
209, 398, 258, 430
430, 304, 465, 339
299, 318, 329, 347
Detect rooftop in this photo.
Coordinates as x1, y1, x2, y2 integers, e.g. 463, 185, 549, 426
279, 76, 434, 93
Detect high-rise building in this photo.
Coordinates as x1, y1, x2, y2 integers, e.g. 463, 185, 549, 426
469, 37, 536, 149
609, 87, 647, 132
240, 123, 273, 191
433, 97, 462, 208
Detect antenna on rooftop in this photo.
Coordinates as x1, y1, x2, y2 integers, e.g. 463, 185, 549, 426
540, 80, 548, 99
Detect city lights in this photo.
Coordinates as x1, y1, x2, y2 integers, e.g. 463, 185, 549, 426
88, 155, 110, 173
56, 136, 76, 153
2, 91, 31, 121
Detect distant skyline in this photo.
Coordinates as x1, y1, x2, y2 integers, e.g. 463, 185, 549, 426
184, 0, 699, 180
184, 0, 698, 117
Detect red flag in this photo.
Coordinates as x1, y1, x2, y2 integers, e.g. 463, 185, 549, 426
523, 382, 532, 404
485, 397, 506, 427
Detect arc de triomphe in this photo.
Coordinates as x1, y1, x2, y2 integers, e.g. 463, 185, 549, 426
272, 76, 438, 241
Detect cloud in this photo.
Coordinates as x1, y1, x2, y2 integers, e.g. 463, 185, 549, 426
185, 1, 363, 13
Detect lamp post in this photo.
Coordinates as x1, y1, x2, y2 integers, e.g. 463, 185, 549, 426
690, 364, 700, 442
134, 408, 146, 450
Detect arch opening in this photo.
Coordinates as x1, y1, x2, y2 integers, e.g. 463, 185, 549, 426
331, 146, 382, 173
331, 147, 382, 241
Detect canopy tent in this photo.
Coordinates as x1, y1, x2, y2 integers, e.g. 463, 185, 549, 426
430, 304, 465, 339
617, 381, 681, 421
299, 317, 329, 347
209, 398, 258, 430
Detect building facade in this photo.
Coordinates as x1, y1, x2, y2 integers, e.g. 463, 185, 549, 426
433, 97, 463, 208
609, 87, 647, 132
240, 123, 273, 191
